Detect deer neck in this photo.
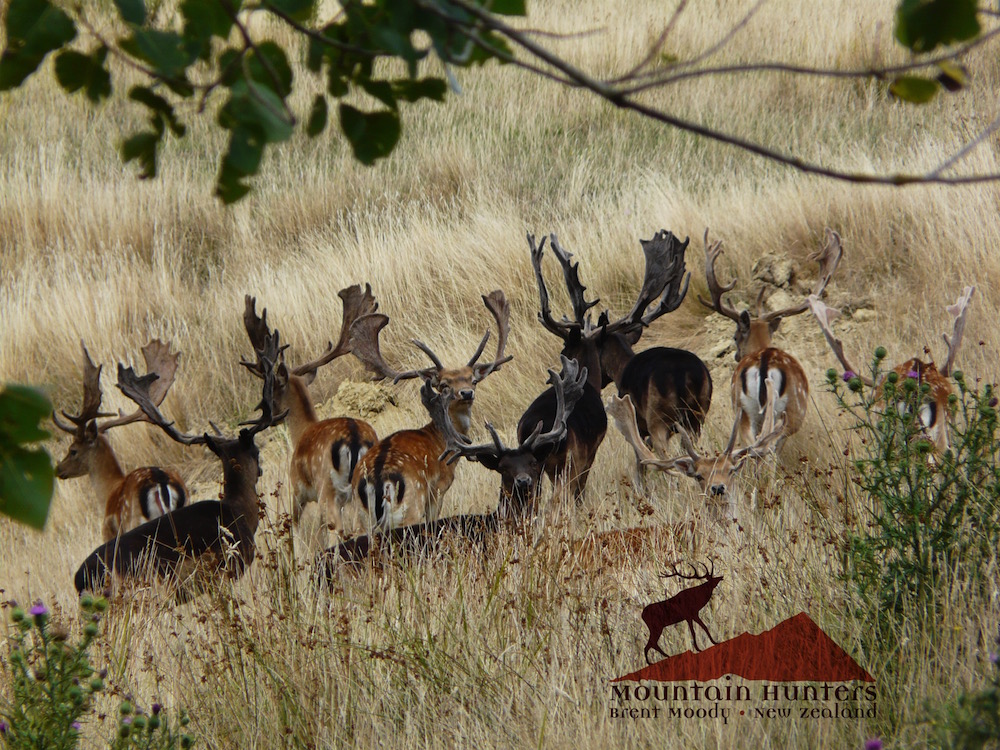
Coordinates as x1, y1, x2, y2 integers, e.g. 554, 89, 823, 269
599, 335, 634, 389
88, 436, 126, 503
284, 376, 318, 444
448, 399, 473, 437
739, 321, 774, 359
220, 455, 261, 535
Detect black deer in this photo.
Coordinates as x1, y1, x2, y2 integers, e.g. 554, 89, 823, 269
642, 561, 723, 664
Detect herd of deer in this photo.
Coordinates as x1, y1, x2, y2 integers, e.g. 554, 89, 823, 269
51, 229, 975, 595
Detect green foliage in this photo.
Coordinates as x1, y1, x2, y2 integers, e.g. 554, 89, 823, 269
0, 0, 76, 91
0, 385, 54, 530
889, 75, 940, 104
0, 596, 196, 749
828, 357, 1000, 635
930, 632, 1000, 749
895, 0, 980, 53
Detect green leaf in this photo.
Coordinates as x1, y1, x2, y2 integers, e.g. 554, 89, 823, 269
488, 0, 527, 16
0, 0, 77, 91
889, 75, 940, 104
0, 444, 53, 530
392, 77, 447, 103
248, 41, 293, 97
121, 131, 162, 179
359, 78, 397, 109
0, 386, 52, 445
936, 61, 968, 92
263, 0, 317, 22
307, 94, 328, 137
217, 126, 265, 204
120, 28, 194, 79
220, 78, 294, 144
129, 85, 186, 136
895, 0, 980, 54
180, 0, 235, 60
339, 104, 401, 165
54, 47, 112, 103
114, 0, 147, 26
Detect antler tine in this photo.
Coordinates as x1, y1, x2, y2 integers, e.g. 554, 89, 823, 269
290, 283, 379, 378
721, 407, 743, 457
347, 313, 427, 384
660, 562, 708, 580
549, 235, 600, 325
697, 230, 742, 323
116, 365, 206, 446
412, 339, 447, 372
733, 375, 787, 463
241, 334, 288, 437
607, 394, 686, 471
759, 228, 844, 322
97, 339, 181, 432
57, 343, 114, 433
529, 233, 570, 337
941, 285, 975, 377
241, 295, 272, 377
608, 230, 692, 334
522, 356, 587, 451
807, 296, 875, 387
471, 290, 513, 380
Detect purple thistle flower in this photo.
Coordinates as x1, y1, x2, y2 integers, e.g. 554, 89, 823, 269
121, 717, 132, 726
843, 370, 856, 382
907, 370, 920, 379
0, 720, 8, 734
990, 652, 999, 665
29, 602, 48, 617
71, 722, 81, 731
152, 703, 162, 715
864, 738, 883, 750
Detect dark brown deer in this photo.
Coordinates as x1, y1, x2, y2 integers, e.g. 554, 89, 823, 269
809, 285, 975, 452
642, 561, 723, 664
74, 333, 284, 594
529, 231, 711, 491
346, 291, 511, 533
242, 286, 378, 531
700, 228, 842, 450
53, 340, 188, 541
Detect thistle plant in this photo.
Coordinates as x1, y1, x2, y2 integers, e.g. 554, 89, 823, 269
827, 349, 1000, 631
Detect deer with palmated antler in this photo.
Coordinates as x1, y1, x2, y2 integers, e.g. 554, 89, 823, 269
529, 231, 711, 493
74, 333, 285, 595
439, 355, 589, 518
809, 286, 975, 453
609, 374, 785, 523
345, 290, 511, 532
53, 340, 188, 541
242, 286, 378, 532
700, 228, 843, 450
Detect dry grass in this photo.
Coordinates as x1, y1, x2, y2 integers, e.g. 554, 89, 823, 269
2, 0, 999, 747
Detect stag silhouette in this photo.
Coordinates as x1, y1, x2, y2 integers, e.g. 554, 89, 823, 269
642, 561, 722, 664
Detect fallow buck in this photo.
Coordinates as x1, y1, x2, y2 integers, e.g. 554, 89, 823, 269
318, 361, 585, 573
528, 230, 711, 492
242, 286, 378, 532
345, 290, 511, 533
54, 340, 188, 541
809, 285, 975, 453
609, 374, 785, 523
74, 334, 284, 595
643, 561, 723, 663
699, 228, 843, 449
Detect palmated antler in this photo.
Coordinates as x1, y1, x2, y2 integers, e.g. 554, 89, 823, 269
941, 286, 975, 377
52, 343, 113, 434
97, 340, 181, 431
291, 284, 379, 378
730, 374, 786, 463
441, 356, 587, 464
348, 313, 441, 383
758, 228, 843, 322
603, 230, 691, 336
116, 367, 207, 446
807, 296, 875, 386
528, 233, 599, 337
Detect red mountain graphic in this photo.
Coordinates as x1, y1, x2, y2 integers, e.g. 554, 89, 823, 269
613, 612, 873, 683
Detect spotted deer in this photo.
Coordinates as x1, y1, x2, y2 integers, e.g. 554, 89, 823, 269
241, 286, 378, 532
528, 230, 711, 492
345, 290, 511, 533
53, 340, 188, 541
75, 333, 284, 594
809, 285, 975, 452
609, 374, 785, 523
699, 228, 843, 449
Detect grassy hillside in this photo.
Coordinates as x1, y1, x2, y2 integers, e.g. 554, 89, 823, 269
1, 0, 998, 747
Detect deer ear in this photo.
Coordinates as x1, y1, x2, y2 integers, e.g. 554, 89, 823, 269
475, 453, 502, 472
768, 317, 782, 335
85, 420, 99, 439
738, 310, 752, 330
671, 457, 698, 477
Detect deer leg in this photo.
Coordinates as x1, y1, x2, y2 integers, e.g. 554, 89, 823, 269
692, 615, 719, 646
687, 619, 704, 652
644, 634, 669, 664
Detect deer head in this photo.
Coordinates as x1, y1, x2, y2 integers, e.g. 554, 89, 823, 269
347, 290, 511, 434
53, 340, 180, 479
700, 228, 843, 360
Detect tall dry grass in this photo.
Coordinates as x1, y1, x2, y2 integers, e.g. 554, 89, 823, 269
1, 0, 999, 747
